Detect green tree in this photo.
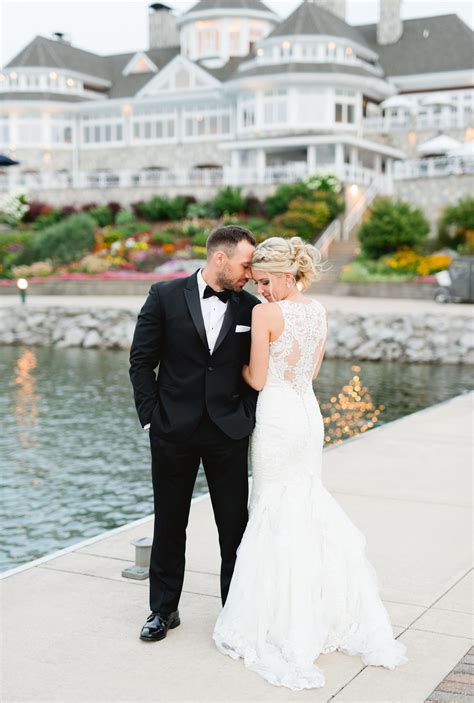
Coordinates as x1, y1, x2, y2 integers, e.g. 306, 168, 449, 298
437, 197, 474, 250
358, 198, 430, 259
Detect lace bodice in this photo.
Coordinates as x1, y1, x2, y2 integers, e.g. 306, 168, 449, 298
268, 299, 327, 395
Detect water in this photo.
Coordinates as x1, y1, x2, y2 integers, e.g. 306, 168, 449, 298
1, 346, 472, 572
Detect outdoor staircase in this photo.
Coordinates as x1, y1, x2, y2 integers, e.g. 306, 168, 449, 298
314, 234, 361, 294
311, 178, 385, 295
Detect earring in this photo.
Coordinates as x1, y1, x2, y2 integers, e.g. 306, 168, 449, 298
286, 281, 291, 288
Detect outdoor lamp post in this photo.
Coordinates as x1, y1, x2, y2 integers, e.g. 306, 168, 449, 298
17, 278, 28, 303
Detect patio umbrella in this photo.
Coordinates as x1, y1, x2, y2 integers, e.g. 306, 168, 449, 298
381, 95, 413, 110
421, 95, 455, 109
0, 154, 19, 166
448, 141, 474, 157
417, 135, 463, 155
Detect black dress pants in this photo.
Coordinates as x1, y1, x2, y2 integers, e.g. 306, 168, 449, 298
148, 410, 249, 615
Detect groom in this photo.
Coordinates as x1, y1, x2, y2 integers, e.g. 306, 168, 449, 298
129, 225, 260, 642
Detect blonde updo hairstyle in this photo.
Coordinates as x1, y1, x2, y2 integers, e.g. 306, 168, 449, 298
251, 236, 325, 290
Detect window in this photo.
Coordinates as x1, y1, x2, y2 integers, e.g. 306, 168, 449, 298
263, 89, 288, 125
82, 114, 124, 144
183, 104, 231, 138
335, 91, 357, 124
51, 122, 73, 144
196, 20, 220, 56
132, 107, 176, 142
229, 29, 240, 53
315, 144, 335, 165
17, 119, 42, 144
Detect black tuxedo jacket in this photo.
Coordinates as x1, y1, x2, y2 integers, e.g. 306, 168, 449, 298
129, 271, 260, 441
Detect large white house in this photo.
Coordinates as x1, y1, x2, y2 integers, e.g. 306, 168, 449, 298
0, 0, 473, 200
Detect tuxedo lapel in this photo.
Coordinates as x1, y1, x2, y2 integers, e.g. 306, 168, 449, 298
183, 272, 208, 352
213, 292, 239, 355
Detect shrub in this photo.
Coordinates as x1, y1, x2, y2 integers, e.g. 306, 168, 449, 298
358, 198, 430, 259
210, 187, 246, 216
0, 189, 30, 226
106, 201, 122, 218
73, 254, 111, 274
311, 190, 345, 220
11, 260, 54, 278
61, 205, 78, 218
32, 208, 65, 230
437, 197, 474, 250
16, 213, 96, 265
243, 195, 265, 217
151, 230, 177, 245
22, 200, 50, 223
115, 209, 135, 226
88, 205, 114, 227
305, 173, 341, 193
273, 199, 330, 241
264, 182, 309, 219
135, 195, 189, 221
0, 230, 35, 275
186, 200, 214, 218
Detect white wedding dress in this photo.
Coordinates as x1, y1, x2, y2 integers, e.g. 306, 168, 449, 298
213, 298, 408, 690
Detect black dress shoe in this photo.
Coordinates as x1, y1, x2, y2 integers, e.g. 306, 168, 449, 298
139, 610, 180, 641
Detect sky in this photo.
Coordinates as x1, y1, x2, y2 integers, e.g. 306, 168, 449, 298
1, 0, 473, 66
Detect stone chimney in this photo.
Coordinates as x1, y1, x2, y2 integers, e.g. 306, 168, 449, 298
149, 3, 179, 49
377, 0, 403, 45
307, 0, 346, 22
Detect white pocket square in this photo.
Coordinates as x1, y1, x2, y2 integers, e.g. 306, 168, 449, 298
236, 325, 251, 333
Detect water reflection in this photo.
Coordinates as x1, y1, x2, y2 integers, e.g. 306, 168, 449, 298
11, 349, 41, 473
0, 346, 472, 573
319, 364, 385, 445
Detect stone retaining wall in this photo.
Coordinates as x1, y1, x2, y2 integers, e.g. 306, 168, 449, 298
1, 306, 472, 364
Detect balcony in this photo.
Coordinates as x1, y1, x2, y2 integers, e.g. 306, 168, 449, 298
393, 154, 474, 179
362, 111, 470, 134
0, 162, 396, 195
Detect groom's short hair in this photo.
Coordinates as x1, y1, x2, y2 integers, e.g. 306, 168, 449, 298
206, 225, 256, 258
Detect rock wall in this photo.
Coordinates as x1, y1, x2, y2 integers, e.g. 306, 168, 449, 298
1, 306, 472, 364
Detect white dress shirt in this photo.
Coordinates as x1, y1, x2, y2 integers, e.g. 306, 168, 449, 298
197, 268, 228, 354
144, 269, 228, 431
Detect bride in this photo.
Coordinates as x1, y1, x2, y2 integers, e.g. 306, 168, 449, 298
213, 236, 408, 690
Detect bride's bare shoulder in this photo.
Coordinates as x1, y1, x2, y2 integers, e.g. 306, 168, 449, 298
252, 302, 281, 319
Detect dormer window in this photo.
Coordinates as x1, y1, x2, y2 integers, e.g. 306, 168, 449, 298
135, 58, 152, 73
123, 52, 158, 76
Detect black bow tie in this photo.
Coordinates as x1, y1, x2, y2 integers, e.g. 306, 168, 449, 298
203, 285, 231, 304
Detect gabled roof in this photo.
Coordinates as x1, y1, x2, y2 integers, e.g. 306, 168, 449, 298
269, 0, 371, 49
5, 35, 111, 81
356, 15, 474, 76
4, 36, 180, 98
103, 47, 179, 98
185, 0, 273, 13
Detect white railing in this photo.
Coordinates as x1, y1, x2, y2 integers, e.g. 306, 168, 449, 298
314, 218, 341, 258
363, 112, 470, 134
342, 179, 381, 240
393, 155, 474, 180
0, 162, 383, 192
315, 174, 388, 255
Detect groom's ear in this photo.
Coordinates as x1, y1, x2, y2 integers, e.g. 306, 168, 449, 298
214, 250, 227, 266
